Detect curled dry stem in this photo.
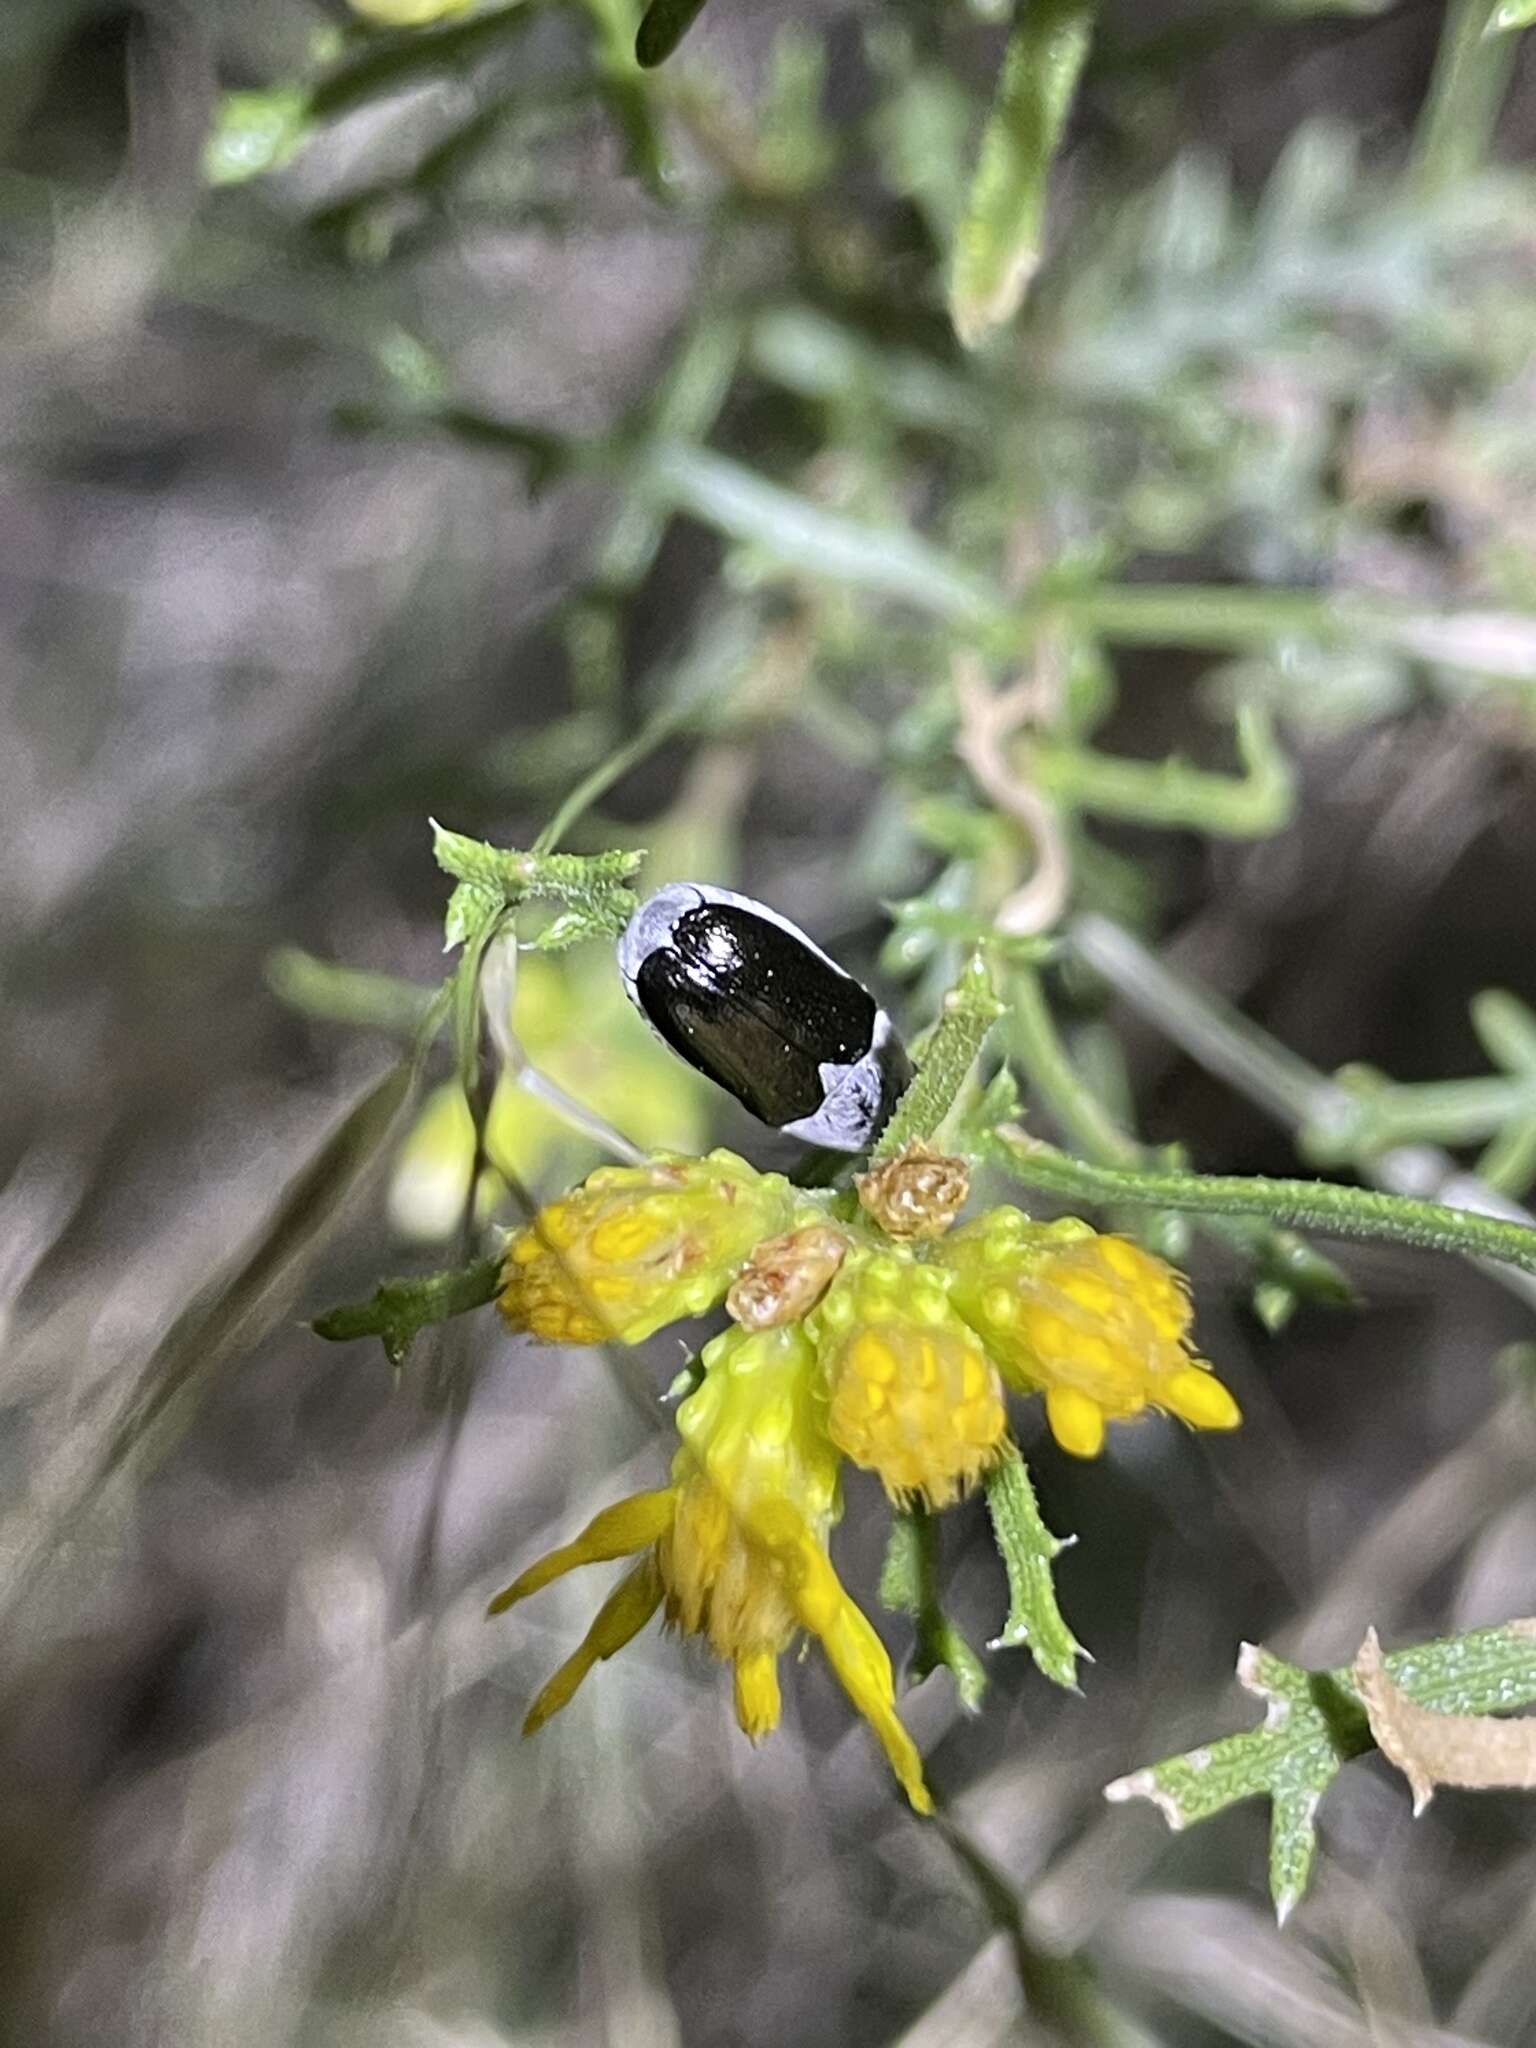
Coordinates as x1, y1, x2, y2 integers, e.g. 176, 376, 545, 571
952, 642, 1072, 936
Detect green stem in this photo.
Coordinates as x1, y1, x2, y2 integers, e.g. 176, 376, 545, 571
1410, 0, 1515, 193
1326, 1071, 1536, 1158
532, 702, 688, 855
990, 1127, 1536, 1278
874, 953, 1004, 1158
1008, 965, 1141, 1167
636, 444, 1536, 672
313, 1252, 504, 1368
646, 442, 1002, 625
312, 3, 541, 119
1031, 702, 1295, 838
1477, 1118, 1536, 1201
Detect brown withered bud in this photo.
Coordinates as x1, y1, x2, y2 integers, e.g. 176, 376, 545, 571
855, 1142, 970, 1239
726, 1224, 851, 1330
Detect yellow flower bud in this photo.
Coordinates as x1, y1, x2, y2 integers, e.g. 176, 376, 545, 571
498, 1150, 793, 1345
808, 1248, 1009, 1508
938, 1207, 1241, 1458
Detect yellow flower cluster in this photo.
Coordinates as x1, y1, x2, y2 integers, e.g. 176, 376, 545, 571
499, 1151, 793, 1345
492, 1147, 1240, 1808
489, 1322, 930, 1810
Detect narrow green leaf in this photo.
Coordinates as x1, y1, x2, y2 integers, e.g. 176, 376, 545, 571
313, 1251, 503, 1368
635, 0, 710, 66
265, 948, 437, 1038
950, 0, 1096, 348
647, 443, 1002, 626
1471, 989, 1536, 1075
983, 1450, 1087, 1688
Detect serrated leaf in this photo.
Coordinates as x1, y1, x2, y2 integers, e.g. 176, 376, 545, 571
432, 821, 528, 894
1105, 1621, 1536, 1922
983, 1450, 1087, 1687
443, 879, 496, 951
431, 824, 642, 954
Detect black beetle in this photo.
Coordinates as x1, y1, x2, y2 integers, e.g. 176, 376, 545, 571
618, 884, 911, 1152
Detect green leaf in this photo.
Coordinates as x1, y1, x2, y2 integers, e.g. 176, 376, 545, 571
443, 879, 497, 952
1105, 1621, 1536, 1922
950, 0, 1096, 348
1471, 989, 1536, 1075
313, 1251, 504, 1369
430, 824, 643, 950
874, 952, 1004, 1159
881, 1508, 989, 1712
635, 0, 710, 66
983, 1450, 1087, 1688
265, 949, 437, 1038
1488, 0, 1536, 27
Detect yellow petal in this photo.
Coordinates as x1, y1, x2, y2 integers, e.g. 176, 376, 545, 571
733, 1650, 782, 1741
488, 1489, 676, 1614
1045, 1386, 1106, 1459
522, 1559, 664, 1735
1161, 1365, 1242, 1432
777, 1538, 932, 1814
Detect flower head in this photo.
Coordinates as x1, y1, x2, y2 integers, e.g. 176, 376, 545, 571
808, 1247, 1008, 1507
937, 1207, 1241, 1458
488, 1322, 931, 1810
497, 1150, 793, 1345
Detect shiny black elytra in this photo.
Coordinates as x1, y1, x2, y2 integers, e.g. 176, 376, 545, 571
617, 884, 911, 1152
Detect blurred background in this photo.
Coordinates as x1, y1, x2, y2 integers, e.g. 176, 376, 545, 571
5, 0, 1536, 2041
